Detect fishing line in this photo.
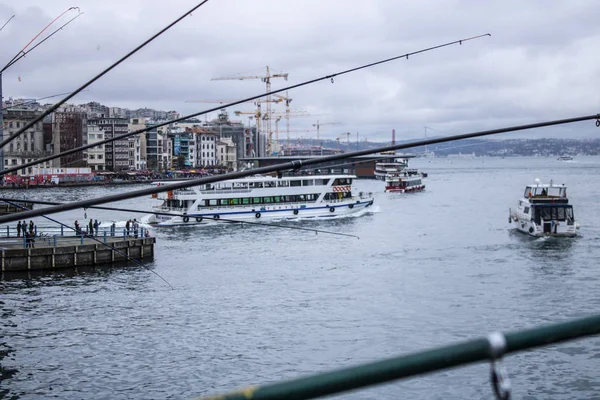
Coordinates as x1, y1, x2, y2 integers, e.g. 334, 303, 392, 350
0, 0, 211, 149
0, 198, 359, 239
0, 112, 596, 225
0, 14, 15, 33
2, 199, 174, 289
0, 33, 491, 176
1, 7, 81, 73
1, 11, 84, 73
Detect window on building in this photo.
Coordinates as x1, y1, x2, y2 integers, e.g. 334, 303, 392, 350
89, 134, 95, 139
24, 143, 28, 151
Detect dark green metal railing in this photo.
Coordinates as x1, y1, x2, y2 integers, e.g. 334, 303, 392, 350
195, 314, 600, 400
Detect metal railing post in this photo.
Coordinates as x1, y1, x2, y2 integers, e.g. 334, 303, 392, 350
53, 235, 57, 248
104, 231, 107, 244
80, 233, 84, 245
61, 225, 64, 236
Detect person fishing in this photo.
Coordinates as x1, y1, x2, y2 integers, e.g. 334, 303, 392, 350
16, 221, 22, 238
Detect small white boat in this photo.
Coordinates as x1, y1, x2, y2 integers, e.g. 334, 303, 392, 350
143, 174, 374, 226
509, 179, 578, 237
384, 174, 425, 193
557, 155, 573, 161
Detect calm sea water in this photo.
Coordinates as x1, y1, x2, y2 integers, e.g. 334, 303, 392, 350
2, 156, 600, 399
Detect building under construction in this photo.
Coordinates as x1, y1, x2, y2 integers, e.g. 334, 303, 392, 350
52, 111, 88, 168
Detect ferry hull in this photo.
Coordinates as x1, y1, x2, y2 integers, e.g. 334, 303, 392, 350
385, 185, 425, 193
509, 215, 578, 238
145, 199, 374, 226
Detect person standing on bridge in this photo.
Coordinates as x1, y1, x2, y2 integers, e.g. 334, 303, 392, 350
93, 220, 100, 236
88, 219, 93, 236
17, 221, 22, 238
28, 220, 34, 236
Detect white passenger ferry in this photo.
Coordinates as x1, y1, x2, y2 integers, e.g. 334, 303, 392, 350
143, 174, 375, 226
509, 179, 578, 237
384, 174, 425, 193
374, 159, 408, 180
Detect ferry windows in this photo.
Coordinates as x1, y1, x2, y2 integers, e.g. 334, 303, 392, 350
290, 180, 302, 187
277, 180, 289, 187
208, 199, 218, 206
250, 182, 263, 188
302, 179, 314, 186
315, 179, 329, 185
273, 196, 281, 202
253, 197, 261, 204
333, 178, 349, 185
242, 198, 250, 205
265, 181, 276, 188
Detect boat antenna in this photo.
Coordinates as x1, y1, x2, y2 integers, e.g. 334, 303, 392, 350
0, 33, 491, 176
1, 200, 174, 289
0, 198, 360, 239
0, 0, 211, 148
0, 112, 597, 224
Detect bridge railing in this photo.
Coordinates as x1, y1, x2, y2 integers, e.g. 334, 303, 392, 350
195, 314, 600, 400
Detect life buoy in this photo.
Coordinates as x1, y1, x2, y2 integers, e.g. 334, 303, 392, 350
528, 227, 534, 234
183, 216, 189, 223
213, 215, 220, 220
196, 216, 203, 222
293, 209, 299, 215
255, 212, 261, 219
329, 207, 335, 212
348, 204, 354, 209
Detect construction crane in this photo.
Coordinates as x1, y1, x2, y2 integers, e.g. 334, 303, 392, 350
273, 92, 293, 148
312, 120, 342, 141
335, 133, 352, 150
212, 66, 289, 155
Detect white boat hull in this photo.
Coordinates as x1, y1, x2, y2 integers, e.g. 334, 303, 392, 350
145, 199, 374, 226
509, 213, 578, 238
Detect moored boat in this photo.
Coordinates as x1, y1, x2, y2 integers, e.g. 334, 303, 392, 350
509, 179, 578, 237
384, 174, 425, 193
143, 174, 374, 226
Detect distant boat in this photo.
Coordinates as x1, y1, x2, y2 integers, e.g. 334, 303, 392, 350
384, 174, 425, 193
557, 155, 573, 161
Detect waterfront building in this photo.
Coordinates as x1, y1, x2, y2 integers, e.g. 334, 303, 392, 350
88, 117, 129, 171
216, 137, 237, 170
86, 124, 106, 171
52, 111, 88, 168
3, 108, 52, 176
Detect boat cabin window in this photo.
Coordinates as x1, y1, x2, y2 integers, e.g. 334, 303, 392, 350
249, 182, 263, 188
525, 186, 566, 198
533, 205, 573, 223
302, 179, 314, 186
233, 182, 248, 189
264, 181, 276, 188
199, 193, 322, 208
277, 180, 289, 187
290, 180, 302, 187
332, 178, 352, 185
314, 179, 330, 186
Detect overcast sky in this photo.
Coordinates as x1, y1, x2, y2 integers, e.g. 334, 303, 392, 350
1, 0, 599, 142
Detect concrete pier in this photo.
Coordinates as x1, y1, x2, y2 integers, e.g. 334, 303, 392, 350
0, 236, 155, 274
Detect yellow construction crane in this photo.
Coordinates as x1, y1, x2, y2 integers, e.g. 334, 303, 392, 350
212, 66, 289, 155
312, 120, 342, 141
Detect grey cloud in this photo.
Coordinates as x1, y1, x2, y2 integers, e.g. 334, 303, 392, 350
2, 0, 599, 142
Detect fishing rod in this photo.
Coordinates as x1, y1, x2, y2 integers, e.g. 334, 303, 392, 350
0, 112, 597, 224
0, 0, 211, 149
0, 33, 491, 177
0, 198, 360, 239
0, 14, 15, 33
1, 11, 85, 73
2, 200, 174, 289
1, 7, 81, 73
